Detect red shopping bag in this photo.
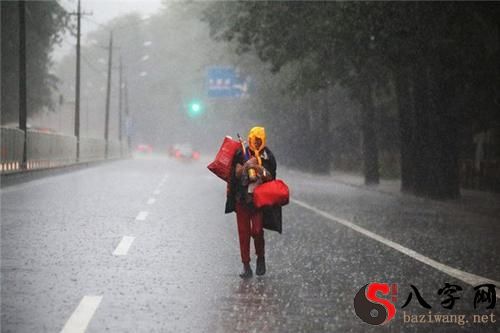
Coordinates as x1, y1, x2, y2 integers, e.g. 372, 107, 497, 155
253, 179, 290, 208
207, 136, 241, 182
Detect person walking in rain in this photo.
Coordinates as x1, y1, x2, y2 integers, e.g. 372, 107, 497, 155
225, 126, 277, 278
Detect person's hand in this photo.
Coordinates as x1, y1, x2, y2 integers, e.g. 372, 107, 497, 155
244, 157, 258, 170
235, 163, 244, 179
260, 167, 273, 182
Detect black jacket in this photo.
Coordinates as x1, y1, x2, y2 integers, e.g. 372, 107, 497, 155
225, 146, 282, 233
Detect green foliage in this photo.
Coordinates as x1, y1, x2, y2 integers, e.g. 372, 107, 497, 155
203, 1, 500, 196
1, 1, 72, 124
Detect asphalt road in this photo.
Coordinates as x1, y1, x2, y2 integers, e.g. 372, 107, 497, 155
1, 155, 499, 332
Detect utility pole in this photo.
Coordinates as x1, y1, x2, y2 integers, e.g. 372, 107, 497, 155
74, 0, 81, 161
104, 31, 113, 159
69, 0, 91, 162
118, 56, 123, 156
18, 0, 27, 169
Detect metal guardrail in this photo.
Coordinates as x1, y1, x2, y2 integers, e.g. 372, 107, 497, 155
26, 131, 77, 169
1, 128, 24, 172
0, 127, 128, 174
80, 137, 105, 162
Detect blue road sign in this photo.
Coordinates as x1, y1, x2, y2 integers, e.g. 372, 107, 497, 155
207, 67, 250, 99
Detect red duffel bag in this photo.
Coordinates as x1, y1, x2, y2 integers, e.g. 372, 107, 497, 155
207, 136, 241, 182
253, 179, 290, 208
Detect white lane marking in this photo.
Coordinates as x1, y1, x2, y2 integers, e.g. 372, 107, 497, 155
60, 295, 102, 333
135, 211, 149, 221
112, 236, 135, 256
292, 198, 500, 298
147, 197, 156, 205
153, 190, 160, 195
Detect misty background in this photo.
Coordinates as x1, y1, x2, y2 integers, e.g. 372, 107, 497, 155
3, 0, 270, 150
1, 1, 499, 199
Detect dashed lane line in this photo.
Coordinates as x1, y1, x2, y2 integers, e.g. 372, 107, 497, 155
135, 211, 149, 221
291, 198, 500, 298
147, 197, 156, 205
60, 295, 102, 333
153, 190, 161, 195
112, 236, 135, 256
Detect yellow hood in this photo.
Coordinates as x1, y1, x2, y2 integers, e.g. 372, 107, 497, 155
248, 126, 266, 165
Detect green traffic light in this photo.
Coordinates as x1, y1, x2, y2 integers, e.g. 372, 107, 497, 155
188, 100, 203, 118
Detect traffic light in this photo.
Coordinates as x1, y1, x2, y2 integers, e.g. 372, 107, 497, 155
187, 100, 203, 118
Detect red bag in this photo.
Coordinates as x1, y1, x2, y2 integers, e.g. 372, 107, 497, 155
207, 136, 241, 182
253, 179, 290, 208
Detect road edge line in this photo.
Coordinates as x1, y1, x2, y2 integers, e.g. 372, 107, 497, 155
291, 198, 500, 298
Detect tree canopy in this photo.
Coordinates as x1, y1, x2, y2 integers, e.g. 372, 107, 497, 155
203, 1, 500, 198
1, 1, 71, 124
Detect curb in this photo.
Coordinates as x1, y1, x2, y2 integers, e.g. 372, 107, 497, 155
329, 175, 500, 219
285, 168, 499, 219
0, 158, 128, 188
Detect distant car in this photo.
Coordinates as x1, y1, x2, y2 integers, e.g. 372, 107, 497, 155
170, 143, 200, 161
136, 144, 153, 154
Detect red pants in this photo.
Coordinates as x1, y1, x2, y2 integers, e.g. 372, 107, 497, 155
235, 202, 265, 264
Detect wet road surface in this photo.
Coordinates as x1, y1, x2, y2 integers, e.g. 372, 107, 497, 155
1, 156, 499, 332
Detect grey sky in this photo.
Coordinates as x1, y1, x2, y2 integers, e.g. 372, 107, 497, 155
53, 0, 162, 61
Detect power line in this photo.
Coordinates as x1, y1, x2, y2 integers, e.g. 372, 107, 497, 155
80, 53, 105, 74
82, 14, 152, 33
61, 38, 117, 74
81, 16, 106, 29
